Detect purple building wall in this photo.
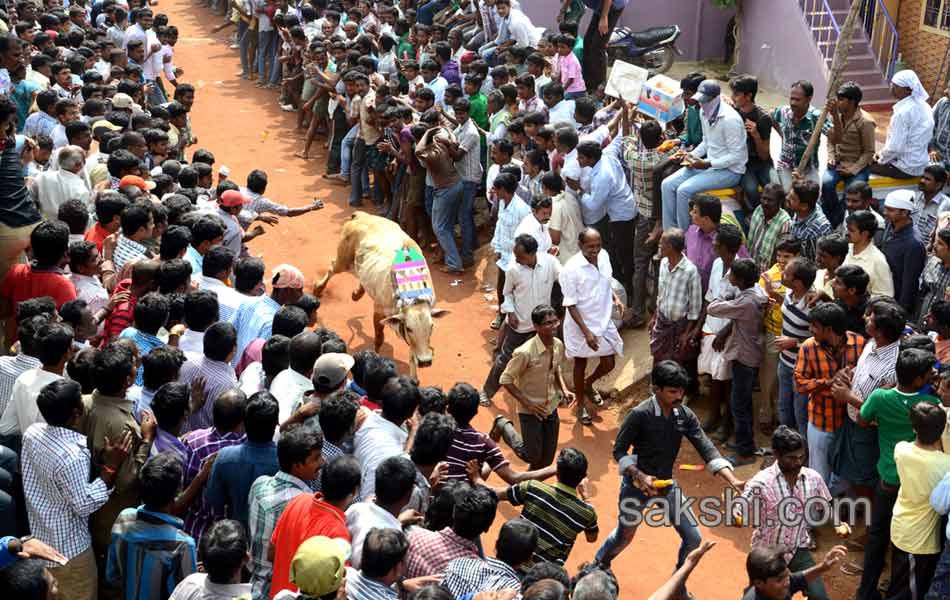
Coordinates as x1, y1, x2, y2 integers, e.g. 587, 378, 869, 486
519, 0, 735, 61
736, 0, 830, 100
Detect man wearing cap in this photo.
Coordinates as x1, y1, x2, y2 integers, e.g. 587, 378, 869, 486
231, 263, 305, 368
882, 189, 927, 313
274, 537, 350, 600
660, 80, 748, 231
283, 352, 355, 433
216, 188, 265, 257
872, 70, 934, 179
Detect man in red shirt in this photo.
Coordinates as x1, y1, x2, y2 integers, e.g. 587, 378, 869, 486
0, 220, 76, 346
269, 455, 360, 599
101, 259, 159, 344
84, 191, 129, 252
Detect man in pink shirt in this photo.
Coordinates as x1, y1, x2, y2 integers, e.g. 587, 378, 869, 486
554, 34, 586, 99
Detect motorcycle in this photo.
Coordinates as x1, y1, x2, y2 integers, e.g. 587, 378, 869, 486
606, 25, 682, 75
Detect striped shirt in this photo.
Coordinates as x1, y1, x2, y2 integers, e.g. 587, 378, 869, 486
179, 355, 238, 432
508, 480, 597, 565
248, 471, 311, 600
748, 207, 792, 273
105, 507, 197, 600
21, 423, 110, 562
492, 196, 532, 272
789, 208, 832, 261
113, 235, 150, 273
917, 255, 950, 325
345, 567, 399, 600
181, 427, 245, 542
0, 353, 40, 416
230, 295, 279, 367
197, 276, 245, 323
353, 410, 408, 501
795, 333, 866, 432
442, 556, 521, 597
405, 526, 480, 579
779, 291, 812, 368
742, 463, 831, 556
444, 425, 509, 483
847, 338, 899, 421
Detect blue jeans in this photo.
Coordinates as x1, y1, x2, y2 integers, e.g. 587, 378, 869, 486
424, 184, 434, 216
731, 361, 758, 455
821, 166, 870, 229
596, 478, 701, 594
256, 30, 277, 83
0, 445, 15, 535
808, 422, 836, 485
432, 181, 463, 270
340, 124, 359, 179
565, 90, 586, 100
778, 360, 808, 437
349, 139, 369, 206
416, 0, 450, 25
661, 166, 742, 230
739, 161, 775, 208
237, 20, 251, 76
459, 180, 478, 263
145, 79, 165, 107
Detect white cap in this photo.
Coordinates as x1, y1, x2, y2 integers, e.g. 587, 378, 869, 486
149, 166, 163, 177
219, 165, 231, 177
883, 189, 915, 212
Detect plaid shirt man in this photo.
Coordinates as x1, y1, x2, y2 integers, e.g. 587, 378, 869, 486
748, 206, 792, 272
917, 255, 950, 324
847, 339, 899, 421
794, 332, 866, 432
656, 255, 703, 321
405, 526, 481, 579
789, 207, 832, 261
442, 556, 522, 597
741, 461, 831, 558
772, 105, 831, 171
21, 423, 111, 562
181, 427, 245, 542
248, 471, 311, 600
623, 141, 669, 220
0, 353, 40, 416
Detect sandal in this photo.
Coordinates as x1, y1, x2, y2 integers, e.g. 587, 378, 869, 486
479, 390, 492, 407
489, 314, 504, 330
840, 561, 863, 576
588, 387, 604, 407
579, 407, 593, 426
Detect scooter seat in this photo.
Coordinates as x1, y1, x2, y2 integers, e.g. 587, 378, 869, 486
630, 26, 677, 47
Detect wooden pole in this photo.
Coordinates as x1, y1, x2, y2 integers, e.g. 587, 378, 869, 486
796, 0, 864, 173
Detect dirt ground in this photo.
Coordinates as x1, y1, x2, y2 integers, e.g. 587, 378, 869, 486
166, 4, 861, 597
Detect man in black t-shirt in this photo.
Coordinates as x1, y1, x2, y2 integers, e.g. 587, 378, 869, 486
729, 75, 774, 211
743, 545, 846, 600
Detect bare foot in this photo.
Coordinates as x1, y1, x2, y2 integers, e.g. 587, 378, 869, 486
438, 265, 463, 275
294, 151, 310, 159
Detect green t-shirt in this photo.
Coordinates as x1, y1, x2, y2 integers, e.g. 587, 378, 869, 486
860, 388, 940, 486
573, 37, 584, 62
469, 92, 489, 131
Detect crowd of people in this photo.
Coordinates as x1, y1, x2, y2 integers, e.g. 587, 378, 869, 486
8, 0, 950, 599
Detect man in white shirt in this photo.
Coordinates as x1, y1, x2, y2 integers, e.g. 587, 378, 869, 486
559, 228, 623, 426
345, 456, 417, 569
32, 145, 90, 220
660, 80, 747, 230
479, 0, 540, 64
352, 378, 416, 501
68, 242, 110, 316
872, 69, 934, 178
541, 83, 576, 128
269, 332, 321, 431
0, 322, 73, 443
198, 246, 246, 322
421, 60, 448, 108
124, 9, 165, 105
481, 234, 560, 407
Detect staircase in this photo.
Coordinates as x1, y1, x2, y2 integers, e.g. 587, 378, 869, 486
799, 0, 897, 109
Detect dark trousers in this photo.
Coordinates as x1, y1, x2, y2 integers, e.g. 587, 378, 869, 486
730, 362, 758, 455
582, 6, 625, 94
887, 548, 939, 600
788, 548, 830, 600
483, 326, 535, 399
859, 481, 901, 600
870, 162, 917, 179
631, 214, 657, 319
327, 106, 349, 174
499, 412, 561, 470
608, 218, 636, 302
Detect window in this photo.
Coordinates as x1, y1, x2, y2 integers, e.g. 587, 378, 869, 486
923, 0, 950, 33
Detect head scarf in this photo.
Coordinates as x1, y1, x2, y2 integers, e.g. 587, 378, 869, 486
891, 69, 929, 102
700, 94, 721, 122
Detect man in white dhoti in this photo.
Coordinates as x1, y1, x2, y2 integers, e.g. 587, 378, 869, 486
559, 227, 624, 425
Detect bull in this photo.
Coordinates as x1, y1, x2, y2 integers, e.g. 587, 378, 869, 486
313, 211, 449, 377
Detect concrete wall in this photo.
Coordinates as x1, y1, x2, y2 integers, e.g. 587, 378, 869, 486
519, 0, 734, 61
736, 0, 830, 100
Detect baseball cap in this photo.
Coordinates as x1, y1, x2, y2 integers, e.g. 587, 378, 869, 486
883, 189, 915, 212
312, 353, 355, 389
289, 537, 351, 598
118, 175, 156, 191
219, 189, 251, 208
272, 264, 306, 289
91, 119, 122, 133
112, 92, 135, 109
692, 79, 721, 104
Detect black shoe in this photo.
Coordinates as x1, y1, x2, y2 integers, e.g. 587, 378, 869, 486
710, 426, 732, 443
726, 453, 757, 467
701, 417, 720, 433
479, 390, 493, 407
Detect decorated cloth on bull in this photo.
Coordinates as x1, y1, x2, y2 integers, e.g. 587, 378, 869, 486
392, 246, 433, 306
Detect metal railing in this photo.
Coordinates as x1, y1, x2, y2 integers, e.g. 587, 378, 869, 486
799, 0, 841, 75
859, 0, 899, 80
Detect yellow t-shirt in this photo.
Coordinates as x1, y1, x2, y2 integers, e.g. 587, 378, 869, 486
892, 441, 950, 554
759, 265, 786, 336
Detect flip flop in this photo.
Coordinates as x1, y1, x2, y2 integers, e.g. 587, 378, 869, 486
588, 387, 604, 407
580, 407, 593, 426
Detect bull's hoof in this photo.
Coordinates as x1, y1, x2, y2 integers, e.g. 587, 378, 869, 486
351, 287, 365, 302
